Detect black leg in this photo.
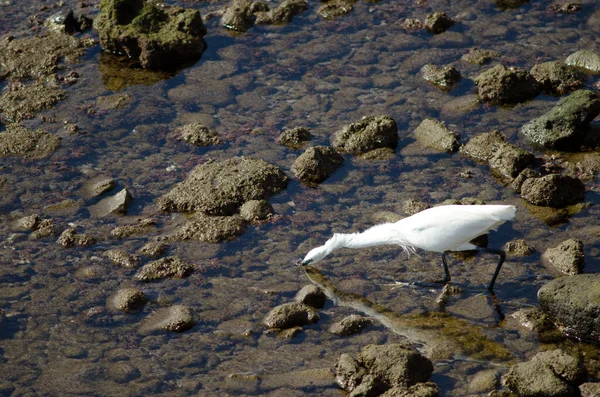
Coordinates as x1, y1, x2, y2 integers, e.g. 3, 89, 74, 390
441, 252, 451, 284
475, 247, 506, 290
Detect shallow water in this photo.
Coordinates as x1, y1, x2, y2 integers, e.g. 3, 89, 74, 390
1, 0, 600, 395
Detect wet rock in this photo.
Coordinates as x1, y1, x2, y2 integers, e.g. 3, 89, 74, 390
95, 0, 207, 70
80, 176, 115, 198
291, 146, 345, 185
104, 249, 141, 269
334, 353, 366, 391
176, 122, 221, 147
521, 90, 600, 150
332, 115, 398, 155
401, 18, 425, 31
89, 188, 132, 217
0, 124, 61, 160
425, 12, 455, 34
530, 61, 587, 95
45, 10, 77, 33
134, 256, 194, 281
504, 238, 535, 256
580, 382, 600, 397
278, 126, 312, 149
510, 307, 554, 333
510, 168, 542, 193
57, 228, 96, 248
138, 305, 195, 334
328, 314, 372, 336
173, 213, 247, 243
159, 157, 288, 216
255, 0, 308, 24
107, 287, 147, 312
294, 284, 327, 309
420, 64, 461, 90
222, 0, 256, 31
318, 0, 354, 20
31, 218, 59, 239
467, 369, 499, 394
549, 3, 581, 13
566, 50, 600, 75
461, 48, 500, 65
264, 302, 319, 329
105, 362, 141, 383
239, 199, 274, 222
383, 382, 440, 397
139, 241, 168, 258
110, 218, 156, 238
461, 131, 535, 180
14, 214, 41, 231
505, 349, 585, 396
542, 238, 585, 275
413, 119, 460, 153
0, 82, 65, 122
521, 174, 585, 208
538, 274, 600, 342
475, 64, 540, 105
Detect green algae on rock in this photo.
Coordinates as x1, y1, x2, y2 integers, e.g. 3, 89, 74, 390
95, 0, 207, 70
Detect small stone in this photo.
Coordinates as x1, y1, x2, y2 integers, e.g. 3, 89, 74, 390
521, 174, 585, 208
138, 305, 195, 334
134, 256, 194, 281
81, 175, 115, 198
504, 239, 534, 256
420, 64, 461, 89
278, 126, 312, 149
328, 315, 372, 336
425, 12, 455, 34
475, 64, 540, 105
468, 370, 499, 394
510, 307, 554, 332
14, 214, 40, 231
461, 48, 500, 65
176, 122, 221, 147
139, 241, 168, 258
292, 146, 345, 185
89, 188, 132, 216
317, 0, 353, 20
105, 249, 141, 269
566, 50, 600, 74
264, 302, 319, 329
332, 115, 398, 155
57, 228, 96, 248
31, 218, 58, 239
413, 119, 460, 153
294, 284, 327, 309
542, 238, 585, 275
107, 287, 147, 312
239, 199, 274, 222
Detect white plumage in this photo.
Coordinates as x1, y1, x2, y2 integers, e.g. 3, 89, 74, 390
300, 204, 516, 290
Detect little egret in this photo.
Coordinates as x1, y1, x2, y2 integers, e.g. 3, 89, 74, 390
298, 204, 516, 290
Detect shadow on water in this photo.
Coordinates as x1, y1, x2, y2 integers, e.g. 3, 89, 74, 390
302, 265, 515, 365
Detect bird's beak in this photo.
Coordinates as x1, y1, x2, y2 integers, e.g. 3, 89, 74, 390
295, 258, 312, 267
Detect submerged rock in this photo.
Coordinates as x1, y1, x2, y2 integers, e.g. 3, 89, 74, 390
538, 274, 600, 343
530, 61, 587, 95
176, 122, 221, 147
105, 249, 141, 269
95, 0, 207, 70
107, 287, 147, 312
134, 256, 194, 281
278, 126, 312, 148
542, 238, 585, 276
57, 228, 96, 248
255, 0, 308, 24
110, 218, 156, 238
139, 241, 168, 257
505, 349, 586, 396
332, 115, 398, 155
173, 213, 247, 243
475, 64, 540, 105
328, 314, 372, 336
159, 157, 288, 215
264, 302, 319, 329
420, 64, 461, 90
566, 50, 600, 74
413, 119, 460, 153
461, 48, 500, 65
520, 174, 585, 208
89, 188, 133, 216
138, 305, 195, 333
318, 0, 354, 20
0, 124, 61, 160
292, 146, 345, 185
239, 199, 274, 222
80, 175, 115, 198
425, 12, 454, 34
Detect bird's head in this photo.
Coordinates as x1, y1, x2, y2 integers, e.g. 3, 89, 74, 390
297, 245, 330, 266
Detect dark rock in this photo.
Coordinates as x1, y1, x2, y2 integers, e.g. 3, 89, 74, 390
57, 228, 96, 248
134, 256, 194, 281
291, 146, 345, 185
158, 157, 288, 216
294, 284, 327, 309
566, 50, 600, 75
110, 218, 156, 238
521, 90, 600, 150
278, 126, 312, 148
138, 305, 195, 333
420, 64, 461, 89
173, 213, 247, 243
332, 115, 398, 155
318, 0, 354, 20
425, 12, 455, 34
221, 0, 255, 31
107, 287, 147, 312
475, 64, 540, 105
139, 241, 168, 257
89, 188, 133, 216
580, 382, 600, 397
538, 274, 600, 342
461, 131, 534, 180
255, 0, 308, 24
95, 0, 207, 70
530, 61, 587, 95
0, 124, 61, 160
264, 302, 319, 329
461, 48, 500, 65
542, 238, 585, 276
80, 176, 115, 198
239, 199, 274, 222
328, 314, 372, 336
506, 349, 584, 396
504, 238, 535, 256
176, 122, 221, 147
358, 344, 434, 387
414, 119, 460, 153
521, 174, 585, 208
105, 249, 141, 269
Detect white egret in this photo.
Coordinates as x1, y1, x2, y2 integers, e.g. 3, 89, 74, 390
298, 204, 516, 290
